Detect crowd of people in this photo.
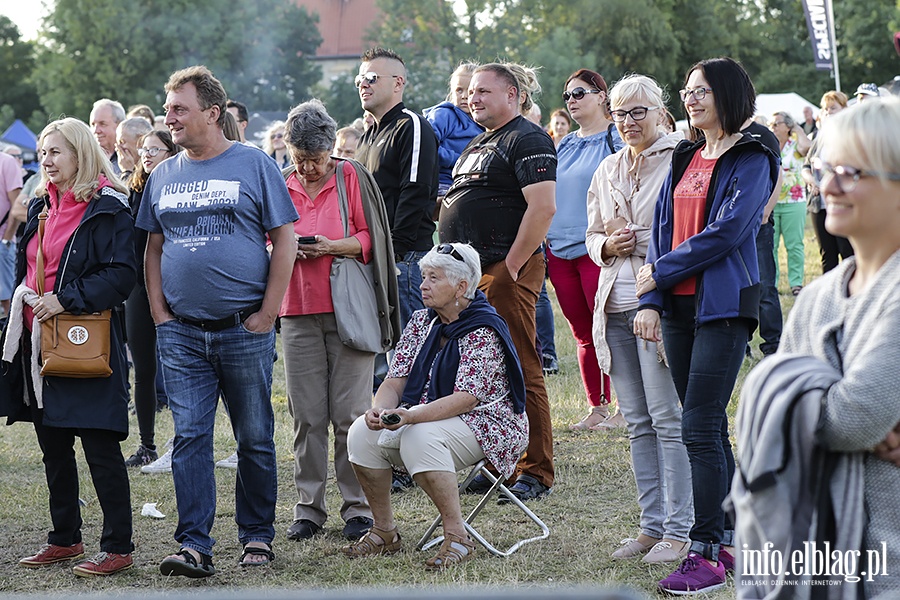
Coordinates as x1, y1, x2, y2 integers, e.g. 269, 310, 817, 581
0, 46, 897, 598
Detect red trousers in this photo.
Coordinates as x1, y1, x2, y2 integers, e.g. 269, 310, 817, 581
546, 248, 612, 407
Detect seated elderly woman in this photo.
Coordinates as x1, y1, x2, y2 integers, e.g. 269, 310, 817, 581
342, 242, 528, 570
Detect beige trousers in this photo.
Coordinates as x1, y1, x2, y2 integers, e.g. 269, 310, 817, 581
347, 414, 485, 476
281, 313, 374, 526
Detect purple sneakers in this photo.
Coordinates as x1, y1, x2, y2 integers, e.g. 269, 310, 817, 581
718, 548, 735, 574
658, 552, 726, 595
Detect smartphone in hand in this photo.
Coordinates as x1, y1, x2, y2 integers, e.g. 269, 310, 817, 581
380, 412, 402, 426
297, 236, 317, 245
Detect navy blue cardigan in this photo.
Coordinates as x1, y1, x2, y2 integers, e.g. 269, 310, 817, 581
639, 134, 778, 330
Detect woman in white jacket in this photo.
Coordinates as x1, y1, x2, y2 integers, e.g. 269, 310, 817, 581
585, 74, 693, 564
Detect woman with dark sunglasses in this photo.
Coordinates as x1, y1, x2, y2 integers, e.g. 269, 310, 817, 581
635, 57, 778, 594
545, 69, 624, 431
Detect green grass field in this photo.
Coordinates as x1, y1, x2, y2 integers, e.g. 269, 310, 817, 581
0, 227, 824, 597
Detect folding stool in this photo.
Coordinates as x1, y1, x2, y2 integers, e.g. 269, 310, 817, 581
415, 459, 550, 557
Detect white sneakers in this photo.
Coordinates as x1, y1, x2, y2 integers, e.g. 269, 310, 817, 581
139, 439, 239, 473
141, 439, 173, 474
215, 451, 238, 469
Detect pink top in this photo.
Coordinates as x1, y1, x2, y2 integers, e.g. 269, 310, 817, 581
24, 178, 107, 327
0, 153, 23, 239
280, 161, 372, 316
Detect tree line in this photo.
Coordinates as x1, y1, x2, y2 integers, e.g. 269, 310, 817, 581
1, 0, 898, 135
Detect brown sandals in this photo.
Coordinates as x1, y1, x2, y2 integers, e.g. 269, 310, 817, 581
340, 526, 401, 558
425, 532, 476, 570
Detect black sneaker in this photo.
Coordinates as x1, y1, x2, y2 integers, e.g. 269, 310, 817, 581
498, 474, 552, 505
342, 516, 373, 541
463, 473, 494, 495
390, 467, 415, 493
542, 354, 559, 375
124, 444, 158, 467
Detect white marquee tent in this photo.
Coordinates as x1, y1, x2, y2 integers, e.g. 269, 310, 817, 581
754, 92, 819, 122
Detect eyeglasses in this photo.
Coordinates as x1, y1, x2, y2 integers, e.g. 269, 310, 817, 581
610, 106, 660, 123
271, 133, 284, 140
562, 87, 601, 102
137, 147, 167, 157
769, 121, 786, 128
435, 243, 465, 262
679, 87, 714, 102
803, 156, 900, 194
354, 72, 400, 87
9, 154, 23, 160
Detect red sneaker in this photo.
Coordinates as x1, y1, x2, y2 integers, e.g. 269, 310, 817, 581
19, 543, 85, 567
72, 552, 134, 577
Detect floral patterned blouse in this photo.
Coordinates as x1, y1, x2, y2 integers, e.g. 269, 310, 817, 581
777, 138, 807, 204
387, 309, 529, 479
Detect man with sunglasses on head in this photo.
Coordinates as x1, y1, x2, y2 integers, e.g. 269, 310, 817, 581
439, 63, 557, 503
354, 47, 439, 328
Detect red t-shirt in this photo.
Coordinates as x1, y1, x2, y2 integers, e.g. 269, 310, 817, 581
671, 149, 717, 295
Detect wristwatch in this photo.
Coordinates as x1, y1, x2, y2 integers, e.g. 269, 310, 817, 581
0, 240, 11, 247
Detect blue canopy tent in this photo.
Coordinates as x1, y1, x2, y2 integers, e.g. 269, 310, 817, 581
1, 119, 39, 171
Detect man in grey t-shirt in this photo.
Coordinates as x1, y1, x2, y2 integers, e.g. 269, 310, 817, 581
137, 66, 297, 577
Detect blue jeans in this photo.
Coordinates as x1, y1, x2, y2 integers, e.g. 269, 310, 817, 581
0, 240, 16, 302
606, 310, 693, 541
535, 279, 556, 360
661, 296, 749, 561
755, 220, 782, 355
155, 319, 277, 556
397, 250, 427, 327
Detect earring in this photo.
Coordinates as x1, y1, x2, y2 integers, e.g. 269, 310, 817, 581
455, 298, 459, 307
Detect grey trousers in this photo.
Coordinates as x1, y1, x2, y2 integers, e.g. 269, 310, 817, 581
606, 309, 694, 541
281, 313, 374, 526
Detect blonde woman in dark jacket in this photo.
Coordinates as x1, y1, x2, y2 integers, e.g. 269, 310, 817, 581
1, 117, 136, 576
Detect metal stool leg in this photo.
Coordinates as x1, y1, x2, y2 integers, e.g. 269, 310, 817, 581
416, 460, 550, 557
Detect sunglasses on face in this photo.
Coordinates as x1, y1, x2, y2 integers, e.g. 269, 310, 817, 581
803, 156, 900, 194
562, 87, 601, 102
610, 106, 660, 123
354, 72, 400, 88
435, 243, 465, 262
137, 147, 166, 157
271, 133, 284, 140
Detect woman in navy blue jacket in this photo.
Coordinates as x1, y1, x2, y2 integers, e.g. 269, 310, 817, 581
1, 118, 137, 577
633, 58, 777, 595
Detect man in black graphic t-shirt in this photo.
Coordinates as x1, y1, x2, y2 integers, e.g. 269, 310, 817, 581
439, 63, 557, 501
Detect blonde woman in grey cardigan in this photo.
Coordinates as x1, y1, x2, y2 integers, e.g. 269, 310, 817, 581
782, 97, 900, 598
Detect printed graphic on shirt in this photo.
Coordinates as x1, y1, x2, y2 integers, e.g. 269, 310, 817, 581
443, 144, 502, 209
157, 179, 239, 249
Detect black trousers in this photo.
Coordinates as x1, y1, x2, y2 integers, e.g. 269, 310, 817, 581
31, 405, 134, 554
812, 210, 854, 274
125, 283, 160, 449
